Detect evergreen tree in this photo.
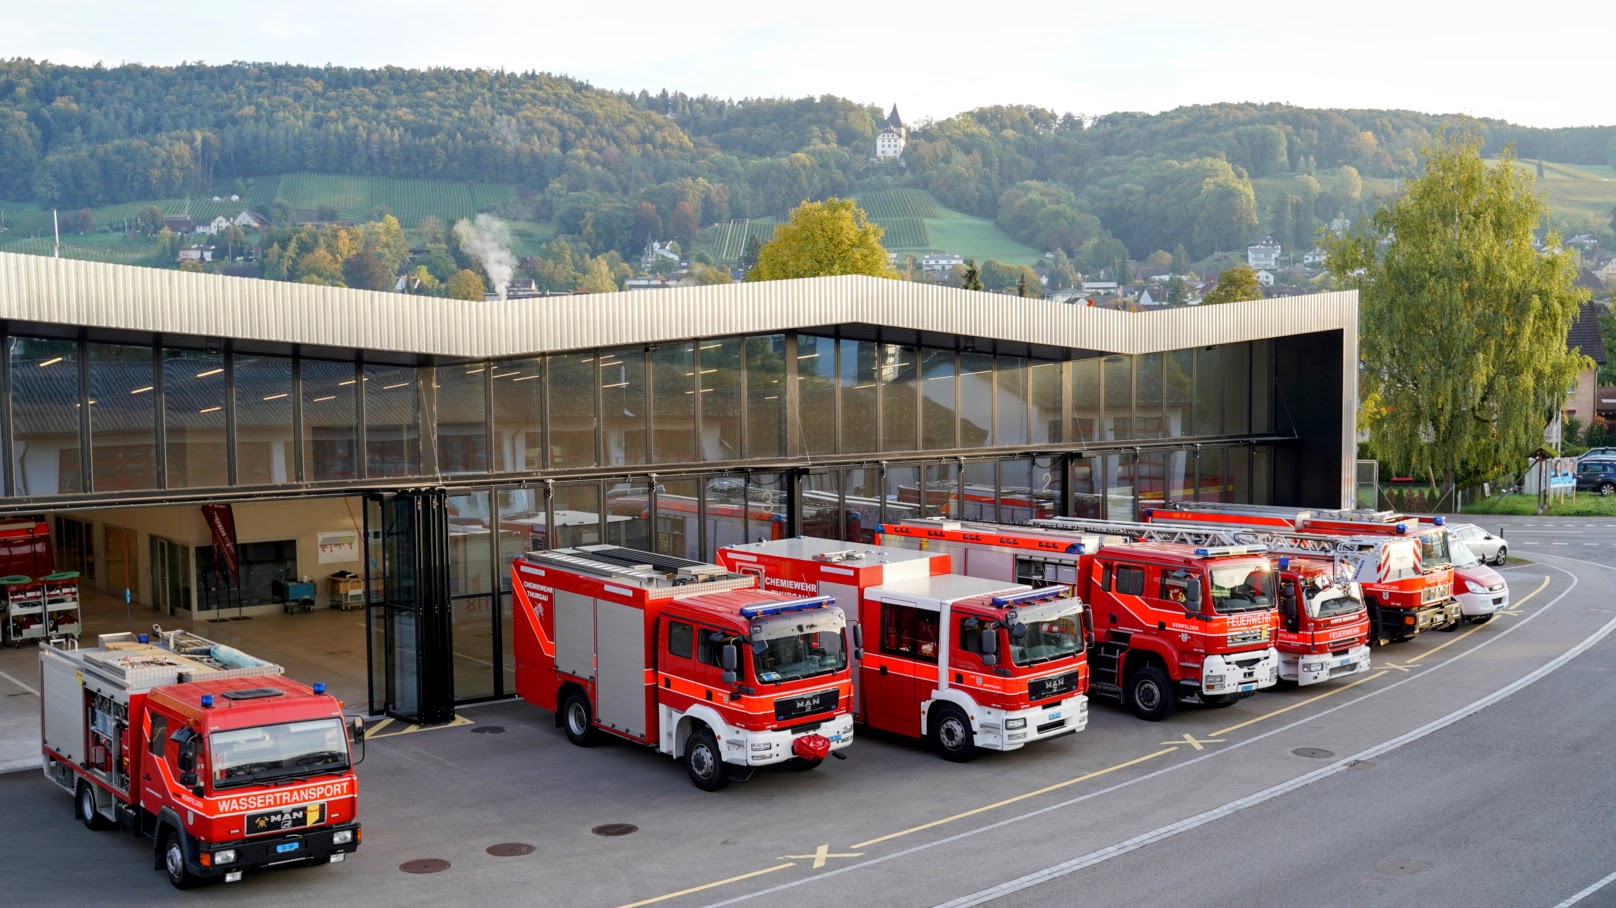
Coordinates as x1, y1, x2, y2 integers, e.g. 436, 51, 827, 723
962, 259, 983, 291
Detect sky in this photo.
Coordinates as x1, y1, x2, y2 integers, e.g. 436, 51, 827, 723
1, 2, 1608, 130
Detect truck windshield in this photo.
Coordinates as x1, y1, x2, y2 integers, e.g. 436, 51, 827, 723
752, 630, 847, 683
210, 718, 350, 789
1308, 584, 1363, 619
1208, 565, 1274, 613
1420, 532, 1451, 569
1009, 616, 1080, 666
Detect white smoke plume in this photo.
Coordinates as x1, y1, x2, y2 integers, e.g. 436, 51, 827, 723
453, 214, 516, 300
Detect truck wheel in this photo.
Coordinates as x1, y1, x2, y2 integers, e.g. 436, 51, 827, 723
560, 690, 598, 747
929, 704, 977, 763
77, 781, 110, 830
163, 830, 201, 890
683, 727, 729, 792
1127, 665, 1178, 721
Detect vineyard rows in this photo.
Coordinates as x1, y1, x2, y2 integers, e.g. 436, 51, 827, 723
858, 189, 939, 220
875, 217, 929, 249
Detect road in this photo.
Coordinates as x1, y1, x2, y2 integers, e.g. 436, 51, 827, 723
3, 519, 1615, 907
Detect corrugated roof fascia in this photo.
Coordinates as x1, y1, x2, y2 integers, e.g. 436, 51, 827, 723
0, 253, 1355, 358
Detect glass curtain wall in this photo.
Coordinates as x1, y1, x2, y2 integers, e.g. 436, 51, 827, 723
302, 358, 359, 482
11, 338, 82, 496
87, 343, 157, 492
163, 347, 228, 488
234, 352, 293, 486
599, 347, 647, 468
651, 343, 697, 464
437, 362, 489, 475
491, 358, 542, 473
365, 362, 421, 478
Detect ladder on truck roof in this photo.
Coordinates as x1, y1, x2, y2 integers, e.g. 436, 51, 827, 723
1158, 501, 1404, 524
521, 545, 754, 594
1035, 517, 1374, 569
43, 625, 284, 692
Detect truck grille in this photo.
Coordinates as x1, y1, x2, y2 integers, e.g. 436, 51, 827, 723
774, 688, 838, 722
1036, 719, 1066, 735
1028, 671, 1079, 702
1226, 627, 1270, 646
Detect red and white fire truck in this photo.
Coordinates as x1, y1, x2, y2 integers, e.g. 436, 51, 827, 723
511, 544, 855, 791
875, 518, 1280, 721
1032, 516, 1371, 685
717, 537, 1087, 762
40, 627, 364, 889
1144, 502, 1459, 641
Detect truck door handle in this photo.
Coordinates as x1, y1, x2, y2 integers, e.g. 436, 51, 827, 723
879, 665, 888, 675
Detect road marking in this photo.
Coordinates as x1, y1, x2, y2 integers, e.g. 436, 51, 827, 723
779, 844, 863, 869
617, 864, 797, 908
366, 714, 475, 738
695, 567, 1582, 908
0, 668, 40, 696
1553, 867, 1616, 907
1164, 732, 1223, 751
1212, 672, 1385, 737
849, 748, 1178, 850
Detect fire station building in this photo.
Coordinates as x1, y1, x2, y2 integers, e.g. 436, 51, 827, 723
0, 253, 1358, 722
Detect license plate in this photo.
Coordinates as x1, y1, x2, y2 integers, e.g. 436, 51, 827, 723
828, 734, 841, 742
1338, 658, 1353, 666
1048, 712, 1061, 720
1238, 683, 1257, 692
276, 842, 301, 854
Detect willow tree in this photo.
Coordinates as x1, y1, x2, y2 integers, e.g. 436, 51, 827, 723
746, 198, 898, 281
1323, 130, 1590, 490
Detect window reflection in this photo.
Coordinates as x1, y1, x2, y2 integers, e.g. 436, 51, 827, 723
10, 337, 80, 495
438, 362, 488, 475
88, 343, 157, 492
700, 338, 741, 461
796, 335, 835, 456
490, 358, 542, 473
745, 336, 785, 459
651, 344, 696, 464
302, 358, 357, 481
599, 347, 646, 467
365, 363, 421, 478
164, 348, 228, 488
234, 353, 293, 486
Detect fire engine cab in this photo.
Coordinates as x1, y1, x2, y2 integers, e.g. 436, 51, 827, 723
511, 545, 855, 791
718, 537, 1087, 762
40, 628, 363, 889
876, 519, 1281, 720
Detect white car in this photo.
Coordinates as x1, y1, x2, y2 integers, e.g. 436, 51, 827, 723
1448, 537, 1508, 624
1447, 522, 1507, 566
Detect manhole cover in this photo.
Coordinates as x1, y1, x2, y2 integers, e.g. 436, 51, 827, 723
471, 726, 505, 734
1349, 759, 1375, 770
1375, 859, 1430, 876
592, 823, 638, 837
1292, 747, 1334, 759
399, 859, 451, 874
486, 842, 535, 857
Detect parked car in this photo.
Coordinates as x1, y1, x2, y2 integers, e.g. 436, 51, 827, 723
1448, 522, 1507, 566
1447, 538, 1508, 625
1575, 459, 1616, 496
1578, 447, 1616, 463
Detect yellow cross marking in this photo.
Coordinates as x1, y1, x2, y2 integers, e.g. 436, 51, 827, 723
1164, 732, 1222, 751
1496, 608, 1522, 617
779, 843, 863, 869
367, 714, 474, 738
1376, 661, 1414, 673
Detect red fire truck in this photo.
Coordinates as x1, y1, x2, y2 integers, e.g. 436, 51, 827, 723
511, 544, 855, 791
1145, 503, 1459, 641
1032, 517, 1371, 685
875, 518, 1280, 721
717, 537, 1087, 762
40, 627, 364, 889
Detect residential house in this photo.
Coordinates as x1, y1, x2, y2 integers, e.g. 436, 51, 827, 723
1247, 235, 1282, 269
203, 215, 232, 235
233, 210, 270, 229
1597, 260, 1616, 284
1557, 300, 1609, 446
1254, 269, 1275, 287
162, 216, 198, 235
1303, 247, 1328, 267
176, 245, 213, 263
641, 240, 680, 272
920, 253, 964, 274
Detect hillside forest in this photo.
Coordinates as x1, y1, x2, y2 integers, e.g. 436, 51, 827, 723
2, 59, 1614, 294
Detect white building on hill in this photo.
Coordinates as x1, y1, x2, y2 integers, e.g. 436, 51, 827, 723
875, 105, 906, 162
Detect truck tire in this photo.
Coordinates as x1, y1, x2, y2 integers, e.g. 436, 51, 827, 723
683, 727, 729, 792
1126, 665, 1178, 721
929, 703, 977, 763
560, 690, 598, 747
77, 781, 110, 830
163, 829, 201, 890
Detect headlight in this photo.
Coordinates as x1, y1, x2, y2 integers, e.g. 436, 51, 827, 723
750, 741, 772, 752
1205, 674, 1225, 684
1005, 718, 1027, 730
332, 830, 354, 845
214, 849, 238, 865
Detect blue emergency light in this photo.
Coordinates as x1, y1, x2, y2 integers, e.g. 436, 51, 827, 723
1278, 556, 1290, 570
1065, 542, 1086, 554
201, 695, 214, 708
990, 586, 1069, 607
1395, 523, 1408, 534
739, 595, 835, 618
1433, 516, 1445, 526
874, 524, 887, 534
313, 682, 326, 694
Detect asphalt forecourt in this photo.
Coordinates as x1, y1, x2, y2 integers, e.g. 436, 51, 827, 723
6, 557, 1608, 906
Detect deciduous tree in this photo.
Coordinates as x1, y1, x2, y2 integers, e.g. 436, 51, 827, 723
746, 198, 898, 282
446, 268, 486, 301
1202, 265, 1262, 304
1323, 131, 1591, 489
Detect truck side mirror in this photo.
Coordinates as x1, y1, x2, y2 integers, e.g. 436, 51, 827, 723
721, 643, 738, 685
852, 625, 864, 661
349, 716, 366, 742
1279, 587, 1298, 632
1010, 622, 1028, 640
1186, 578, 1202, 606
980, 627, 998, 666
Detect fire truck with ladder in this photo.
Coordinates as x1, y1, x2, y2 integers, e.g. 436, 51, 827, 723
717, 536, 1087, 762
1030, 516, 1371, 685
874, 519, 1279, 721
39, 627, 364, 889
511, 544, 855, 791
1143, 502, 1459, 642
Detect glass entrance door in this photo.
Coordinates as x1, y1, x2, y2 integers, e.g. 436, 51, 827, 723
364, 489, 455, 723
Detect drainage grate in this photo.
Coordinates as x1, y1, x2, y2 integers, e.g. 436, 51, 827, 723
471, 726, 506, 735
592, 823, 638, 837
486, 842, 535, 857
1292, 747, 1334, 759
400, 859, 451, 874
1375, 859, 1430, 876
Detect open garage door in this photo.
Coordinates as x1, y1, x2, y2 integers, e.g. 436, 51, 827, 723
364, 489, 454, 723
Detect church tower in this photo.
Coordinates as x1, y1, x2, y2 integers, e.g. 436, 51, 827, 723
875, 104, 906, 161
